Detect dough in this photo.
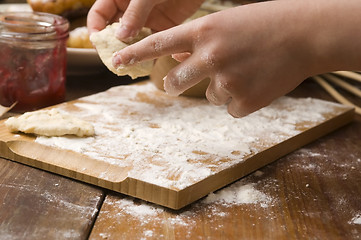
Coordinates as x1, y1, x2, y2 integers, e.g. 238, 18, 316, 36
5, 109, 95, 137
90, 21, 153, 79
27, 0, 95, 18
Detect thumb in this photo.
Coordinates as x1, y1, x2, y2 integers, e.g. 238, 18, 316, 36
115, 0, 160, 41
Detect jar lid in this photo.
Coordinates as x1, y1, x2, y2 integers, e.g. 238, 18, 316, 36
0, 11, 69, 42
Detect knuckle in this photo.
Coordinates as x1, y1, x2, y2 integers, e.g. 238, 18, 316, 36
216, 78, 231, 92
194, 20, 213, 38
123, 8, 141, 25
149, 36, 163, 53
217, 77, 242, 96
200, 48, 217, 69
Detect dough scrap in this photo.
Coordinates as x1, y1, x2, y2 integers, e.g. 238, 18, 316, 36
5, 109, 95, 137
90, 21, 153, 79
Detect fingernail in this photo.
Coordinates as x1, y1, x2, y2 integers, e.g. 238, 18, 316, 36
112, 52, 123, 68
115, 24, 130, 39
116, 24, 139, 42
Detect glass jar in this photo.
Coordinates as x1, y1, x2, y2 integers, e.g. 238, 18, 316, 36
0, 12, 69, 112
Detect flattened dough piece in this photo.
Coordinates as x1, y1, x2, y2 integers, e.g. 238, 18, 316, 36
5, 109, 95, 137
90, 21, 153, 79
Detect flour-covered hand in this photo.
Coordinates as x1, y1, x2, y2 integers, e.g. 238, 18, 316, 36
112, 0, 361, 117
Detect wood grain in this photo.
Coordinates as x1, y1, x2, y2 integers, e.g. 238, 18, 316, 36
0, 157, 105, 239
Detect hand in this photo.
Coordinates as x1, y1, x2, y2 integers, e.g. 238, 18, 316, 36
112, 0, 361, 117
87, 0, 204, 41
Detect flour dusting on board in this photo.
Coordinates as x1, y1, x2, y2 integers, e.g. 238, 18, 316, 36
35, 83, 342, 190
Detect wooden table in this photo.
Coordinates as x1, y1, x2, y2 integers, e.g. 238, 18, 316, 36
1, 68, 360, 240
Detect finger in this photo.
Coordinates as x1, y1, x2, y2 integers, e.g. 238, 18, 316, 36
172, 52, 191, 62
112, 24, 193, 67
116, 0, 164, 40
163, 54, 210, 96
206, 77, 232, 106
87, 0, 122, 34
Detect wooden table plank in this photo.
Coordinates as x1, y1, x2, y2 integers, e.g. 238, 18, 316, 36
0, 158, 105, 240
89, 79, 361, 239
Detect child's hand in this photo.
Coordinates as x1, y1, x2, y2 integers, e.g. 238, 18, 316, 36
112, 2, 313, 117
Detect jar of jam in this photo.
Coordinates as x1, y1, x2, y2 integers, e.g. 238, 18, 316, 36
0, 12, 69, 112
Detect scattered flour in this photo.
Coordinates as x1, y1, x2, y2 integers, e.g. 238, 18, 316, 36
109, 197, 196, 228
287, 144, 361, 178
106, 177, 273, 221
34, 83, 343, 190
203, 180, 272, 208
349, 213, 361, 225
94, 176, 274, 239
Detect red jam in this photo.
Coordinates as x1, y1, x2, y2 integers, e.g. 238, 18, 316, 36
0, 12, 69, 112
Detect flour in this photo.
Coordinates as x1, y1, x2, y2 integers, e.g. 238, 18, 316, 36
107, 177, 273, 216
201, 52, 216, 67
35, 83, 342, 190
154, 33, 174, 53
350, 213, 361, 225
174, 65, 201, 87
97, 174, 274, 240
204, 183, 270, 206
117, 198, 163, 219
108, 197, 194, 227
287, 144, 361, 179
203, 178, 272, 207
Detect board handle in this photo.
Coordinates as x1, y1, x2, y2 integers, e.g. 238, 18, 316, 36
4, 140, 130, 184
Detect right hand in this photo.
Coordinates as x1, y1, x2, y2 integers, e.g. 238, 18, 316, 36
112, 0, 361, 117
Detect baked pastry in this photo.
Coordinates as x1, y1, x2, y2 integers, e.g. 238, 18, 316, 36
27, 0, 96, 18
67, 26, 93, 48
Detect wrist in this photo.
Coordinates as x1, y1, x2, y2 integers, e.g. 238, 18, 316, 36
299, 0, 361, 75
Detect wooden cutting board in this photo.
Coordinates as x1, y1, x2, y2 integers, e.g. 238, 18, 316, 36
0, 82, 354, 209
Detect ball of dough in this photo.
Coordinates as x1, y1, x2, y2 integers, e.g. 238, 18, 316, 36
90, 21, 154, 79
